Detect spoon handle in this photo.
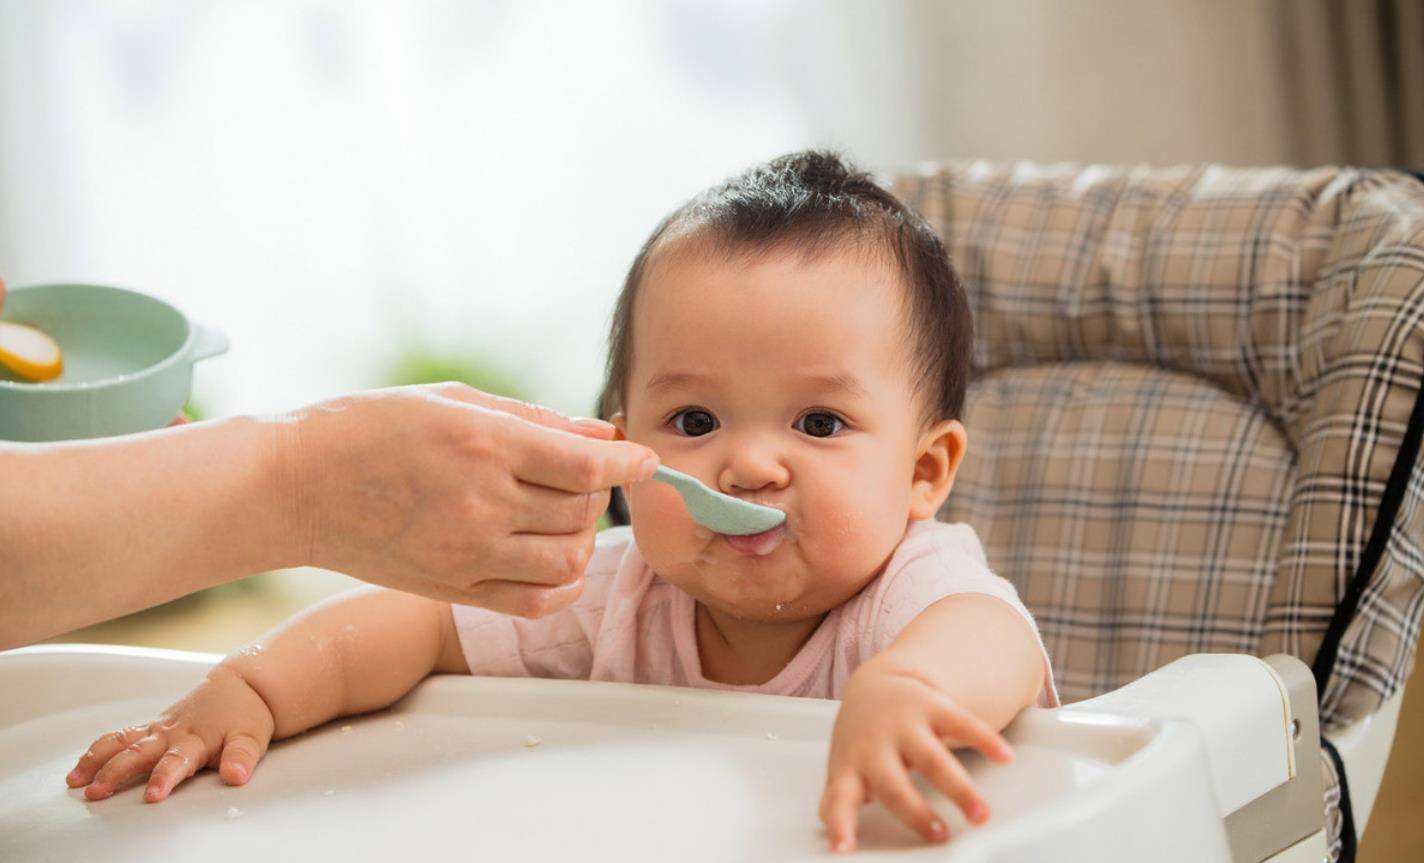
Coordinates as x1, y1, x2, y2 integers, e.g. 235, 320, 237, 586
651, 464, 703, 491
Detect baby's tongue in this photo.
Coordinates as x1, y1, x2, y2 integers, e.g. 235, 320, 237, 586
723, 527, 783, 556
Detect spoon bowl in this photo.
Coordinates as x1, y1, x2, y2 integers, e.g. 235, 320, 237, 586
650, 465, 786, 536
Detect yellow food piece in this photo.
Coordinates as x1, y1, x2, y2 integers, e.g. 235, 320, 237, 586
0, 320, 64, 382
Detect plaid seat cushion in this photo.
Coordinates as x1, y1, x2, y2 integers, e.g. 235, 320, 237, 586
946, 361, 1294, 702
895, 160, 1424, 858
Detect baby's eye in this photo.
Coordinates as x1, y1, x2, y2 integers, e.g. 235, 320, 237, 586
670, 408, 718, 437
795, 411, 844, 438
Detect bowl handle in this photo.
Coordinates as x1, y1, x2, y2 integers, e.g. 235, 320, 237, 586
188, 323, 230, 362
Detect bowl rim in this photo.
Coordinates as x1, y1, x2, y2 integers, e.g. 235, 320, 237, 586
0, 282, 198, 393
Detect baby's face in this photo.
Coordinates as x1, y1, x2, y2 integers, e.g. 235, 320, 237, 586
616, 242, 963, 622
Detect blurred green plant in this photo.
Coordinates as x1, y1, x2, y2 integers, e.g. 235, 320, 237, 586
383, 345, 527, 400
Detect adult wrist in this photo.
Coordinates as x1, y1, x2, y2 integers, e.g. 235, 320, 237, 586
253, 409, 319, 569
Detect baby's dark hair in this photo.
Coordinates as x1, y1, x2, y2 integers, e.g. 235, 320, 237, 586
601, 150, 973, 427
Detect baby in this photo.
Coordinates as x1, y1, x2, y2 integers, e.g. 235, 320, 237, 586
67, 151, 1057, 852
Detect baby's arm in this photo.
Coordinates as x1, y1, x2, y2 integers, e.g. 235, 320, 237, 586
820, 594, 1043, 852
68, 587, 468, 802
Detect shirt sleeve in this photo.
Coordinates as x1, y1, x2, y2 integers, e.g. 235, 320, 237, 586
450, 526, 632, 681
855, 521, 1060, 707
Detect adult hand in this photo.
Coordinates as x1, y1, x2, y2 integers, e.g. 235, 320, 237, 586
0, 382, 656, 650
282, 383, 657, 618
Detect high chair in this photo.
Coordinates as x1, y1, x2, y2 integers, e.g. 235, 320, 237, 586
1, 162, 1419, 863
894, 159, 1424, 862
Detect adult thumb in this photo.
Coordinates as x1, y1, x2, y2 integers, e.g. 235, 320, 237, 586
436, 384, 611, 437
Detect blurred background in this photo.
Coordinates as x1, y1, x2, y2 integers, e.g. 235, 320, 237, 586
3, 0, 1421, 858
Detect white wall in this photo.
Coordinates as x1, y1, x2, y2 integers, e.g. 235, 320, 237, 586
905, 0, 1299, 167
0, 0, 1305, 418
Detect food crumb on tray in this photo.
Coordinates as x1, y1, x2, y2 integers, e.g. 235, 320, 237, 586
225, 807, 244, 820
523, 735, 543, 748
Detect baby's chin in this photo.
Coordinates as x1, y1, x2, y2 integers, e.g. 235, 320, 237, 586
661, 546, 877, 624
688, 582, 832, 624
632, 516, 894, 621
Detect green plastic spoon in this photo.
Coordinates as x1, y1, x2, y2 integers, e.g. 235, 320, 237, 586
651, 465, 786, 535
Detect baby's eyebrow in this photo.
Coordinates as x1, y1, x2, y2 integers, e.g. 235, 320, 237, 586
799, 372, 868, 399
644, 371, 712, 394
642, 370, 868, 400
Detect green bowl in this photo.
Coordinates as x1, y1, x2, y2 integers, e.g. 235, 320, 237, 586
0, 283, 228, 441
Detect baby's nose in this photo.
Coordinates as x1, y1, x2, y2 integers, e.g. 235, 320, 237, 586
717, 439, 790, 497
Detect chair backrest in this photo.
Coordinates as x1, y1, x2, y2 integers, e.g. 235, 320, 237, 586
894, 161, 1424, 730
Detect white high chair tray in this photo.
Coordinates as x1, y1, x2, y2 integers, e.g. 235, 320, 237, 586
0, 645, 1230, 861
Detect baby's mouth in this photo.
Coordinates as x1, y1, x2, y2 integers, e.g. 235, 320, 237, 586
721, 525, 785, 557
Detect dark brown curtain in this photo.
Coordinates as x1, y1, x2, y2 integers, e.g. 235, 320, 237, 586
1281, 0, 1424, 169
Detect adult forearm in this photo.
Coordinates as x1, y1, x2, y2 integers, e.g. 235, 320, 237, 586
0, 382, 660, 651
0, 415, 301, 649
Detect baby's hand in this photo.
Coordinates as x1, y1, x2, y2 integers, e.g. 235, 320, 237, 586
820, 663, 1014, 853
66, 665, 275, 802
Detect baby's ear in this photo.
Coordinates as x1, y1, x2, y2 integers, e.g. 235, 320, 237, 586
610, 412, 628, 441
908, 419, 967, 520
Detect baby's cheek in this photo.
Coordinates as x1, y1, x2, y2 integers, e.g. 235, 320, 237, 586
625, 482, 702, 568
800, 477, 909, 581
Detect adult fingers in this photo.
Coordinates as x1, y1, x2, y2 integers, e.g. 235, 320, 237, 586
435, 385, 616, 438
908, 732, 989, 824
482, 532, 594, 588
508, 421, 657, 493
563, 417, 618, 439
68, 726, 147, 788
867, 759, 948, 844
218, 731, 270, 786
144, 733, 209, 803
85, 733, 167, 800
929, 700, 1014, 764
457, 577, 585, 619
818, 773, 865, 854
508, 482, 607, 535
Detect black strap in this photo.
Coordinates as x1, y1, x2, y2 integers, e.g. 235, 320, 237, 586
1321, 736, 1358, 862
1308, 361, 1424, 862
1311, 377, 1424, 695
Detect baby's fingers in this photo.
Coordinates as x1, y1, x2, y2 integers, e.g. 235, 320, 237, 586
144, 734, 210, 803
218, 730, 269, 786
930, 701, 1013, 764
85, 734, 166, 800
68, 726, 146, 788
910, 732, 990, 824
819, 773, 865, 854
868, 760, 949, 845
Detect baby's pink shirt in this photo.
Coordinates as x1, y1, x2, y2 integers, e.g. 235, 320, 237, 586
452, 519, 1058, 706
